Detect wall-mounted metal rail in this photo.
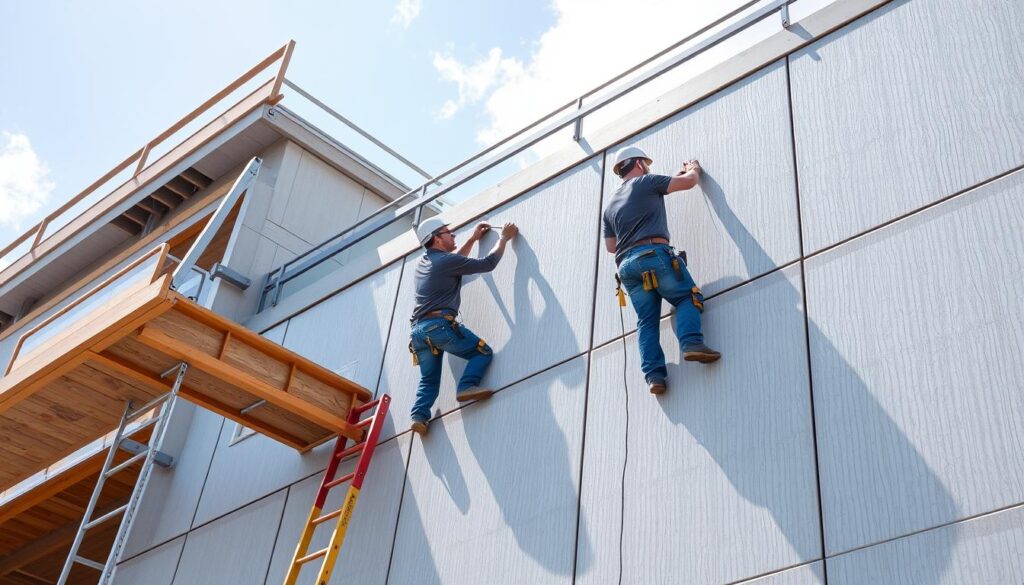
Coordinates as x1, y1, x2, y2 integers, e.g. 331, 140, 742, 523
258, 0, 797, 310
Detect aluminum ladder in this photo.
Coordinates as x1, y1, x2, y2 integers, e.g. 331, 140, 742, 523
284, 394, 391, 585
57, 362, 188, 585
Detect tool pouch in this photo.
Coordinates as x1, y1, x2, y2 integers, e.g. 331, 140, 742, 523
614, 273, 626, 307
408, 341, 420, 366
691, 286, 704, 312
642, 271, 652, 291
426, 337, 440, 356
476, 339, 492, 355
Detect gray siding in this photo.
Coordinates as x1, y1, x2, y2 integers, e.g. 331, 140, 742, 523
790, 0, 1024, 253
579, 267, 819, 585
827, 505, 1024, 584
808, 168, 1024, 555
388, 357, 587, 585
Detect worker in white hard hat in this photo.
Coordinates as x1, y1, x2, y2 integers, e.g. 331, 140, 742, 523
407, 216, 519, 435
602, 145, 720, 395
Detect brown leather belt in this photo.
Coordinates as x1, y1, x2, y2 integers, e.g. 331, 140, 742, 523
420, 309, 456, 320
621, 237, 670, 254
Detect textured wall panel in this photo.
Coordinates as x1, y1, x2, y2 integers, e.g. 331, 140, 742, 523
790, 0, 1024, 252
114, 535, 184, 585
263, 435, 410, 585
378, 160, 602, 435
192, 265, 400, 526
744, 562, 825, 585
807, 168, 1024, 554
122, 406, 225, 558
172, 491, 286, 585
593, 59, 800, 348
828, 505, 1024, 584
578, 266, 820, 585
388, 357, 586, 585
272, 148, 370, 245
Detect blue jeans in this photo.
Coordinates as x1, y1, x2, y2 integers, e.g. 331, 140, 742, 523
619, 244, 704, 383
409, 314, 493, 422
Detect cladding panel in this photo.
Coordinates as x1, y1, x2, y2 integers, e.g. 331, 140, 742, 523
172, 490, 286, 585
387, 357, 587, 585
378, 160, 602, 435
578, 266, 820, 585
113, 535, 185, 585
827, 506, 1024, 584
790, 0, 1024, 252
593, 59, 799, 347
807, 169, 1024, 555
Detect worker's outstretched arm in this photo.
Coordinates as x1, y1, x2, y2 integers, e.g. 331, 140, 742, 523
448, 222, 519, 275
667, 160, 701, 193
457, 222, 492, 257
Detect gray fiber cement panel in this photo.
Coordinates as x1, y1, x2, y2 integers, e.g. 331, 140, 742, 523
263, 434, 410, 585
827, 505, 1024, 584
790, 0, 1024, 253
192, 265, 400, 526
378, 160, 602, 436
172, 490, 286, 585
578, 266, 820, 585
593, 59, 800, 348
113, 535, 184, 585
387, 356, 587, 585
807, 168, 1024, 556
741, 562, 825, 585
122, 405, 225, 558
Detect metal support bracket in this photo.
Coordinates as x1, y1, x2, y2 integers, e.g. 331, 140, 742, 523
211, 262, 252, 290
572, 96, 585, 142
119, 439, 174, 468
781, 2, 791, 27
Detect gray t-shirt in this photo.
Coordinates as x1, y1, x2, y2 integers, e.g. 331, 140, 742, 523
411, 249, 501, 321
602, 173, 673, 264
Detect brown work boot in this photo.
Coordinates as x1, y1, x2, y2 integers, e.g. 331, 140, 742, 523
410, 419, 429, 435
648, 379, 667, 395
682, 343, 721, 363
456, 387, 495, 402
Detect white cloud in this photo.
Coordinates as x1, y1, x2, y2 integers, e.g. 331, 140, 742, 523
0, 131, 55, 231
434, 0, 751, 153
391, 0, 422, 28
432, 47, 525, 120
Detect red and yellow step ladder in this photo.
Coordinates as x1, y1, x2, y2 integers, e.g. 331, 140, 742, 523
284, 394, 391, 585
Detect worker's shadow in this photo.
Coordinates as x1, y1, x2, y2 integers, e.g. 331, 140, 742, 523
458, 235, 592, 576
652, 171, 957, 580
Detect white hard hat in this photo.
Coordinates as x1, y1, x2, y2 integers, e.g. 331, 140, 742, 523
612, 146, 653, 176
416, 216, 449, 245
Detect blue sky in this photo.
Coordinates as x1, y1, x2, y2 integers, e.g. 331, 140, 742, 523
0, 0, 760, 256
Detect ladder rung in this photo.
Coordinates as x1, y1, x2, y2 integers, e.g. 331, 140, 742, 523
126, 393, 171, 423
74, 555, 106, 571
105, 451, 148, 478
84, 504, 127, 531
311, 508, 343, 526
351, 398, 381, 416
336, 442, 365, 460
294, 547, 328, 565
122, 415, 160, 439
324, 472, 355, 490
355, 416, 374, 429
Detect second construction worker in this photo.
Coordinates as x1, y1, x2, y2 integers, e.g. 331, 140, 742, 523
408, 217, 519, 434
603, 146, 721, 395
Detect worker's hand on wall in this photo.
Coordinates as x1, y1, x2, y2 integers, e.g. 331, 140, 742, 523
682, 159, 701, 174
500, 223, 519, 241
472, 222, 492, 241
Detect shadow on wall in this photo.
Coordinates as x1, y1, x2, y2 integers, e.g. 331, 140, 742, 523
438, 236, 592, 576
673, 170, 958, 579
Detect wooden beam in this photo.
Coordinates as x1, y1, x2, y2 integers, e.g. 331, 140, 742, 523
179, 168, 211, 190
135, 325, 361, 441
0, 501, 128, 576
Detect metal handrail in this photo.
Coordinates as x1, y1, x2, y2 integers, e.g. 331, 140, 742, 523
259, 0, 795, 309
